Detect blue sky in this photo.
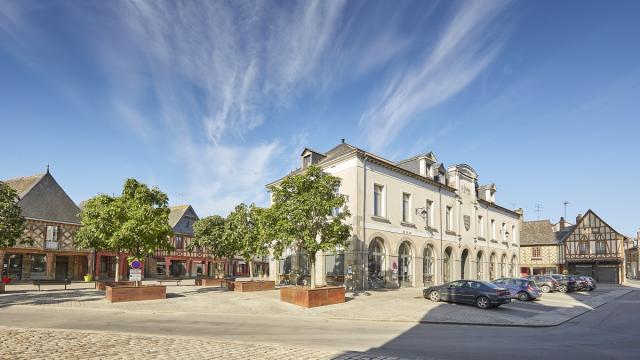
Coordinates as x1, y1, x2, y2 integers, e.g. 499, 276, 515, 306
0, 1, 638, 236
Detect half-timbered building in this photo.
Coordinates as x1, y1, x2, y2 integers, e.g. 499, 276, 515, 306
1, 170, 91, 281
560, 210, 628, 283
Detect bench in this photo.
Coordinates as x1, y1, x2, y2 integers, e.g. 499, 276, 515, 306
33, 279, 71, 291
157, 278, 183, 286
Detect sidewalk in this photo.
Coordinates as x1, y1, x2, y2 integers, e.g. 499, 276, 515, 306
0, 281, 633, 327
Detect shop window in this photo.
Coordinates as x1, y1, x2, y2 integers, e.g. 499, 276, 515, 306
30, 255, 47, 274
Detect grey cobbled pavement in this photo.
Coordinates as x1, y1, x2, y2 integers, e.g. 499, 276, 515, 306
0, 326, 411, 360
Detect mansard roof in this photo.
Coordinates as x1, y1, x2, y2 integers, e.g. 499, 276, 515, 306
3, 171, 81, 224
521, 220, 558, 245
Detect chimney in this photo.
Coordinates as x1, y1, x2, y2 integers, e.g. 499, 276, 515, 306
559, 217, 566, 230
515, 208, 524, 217
576, 213, 583, 225
341, 138, 345, 144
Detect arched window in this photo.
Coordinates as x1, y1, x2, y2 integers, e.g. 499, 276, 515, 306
423, 245, 434, 284
501, 254, 508, 277
489, 253, 496, 280
476, 251, 484, 280
510, 255, 517, 277
398, 241, 413, 287
444, 247, 453, 283
368, 238, 386, 287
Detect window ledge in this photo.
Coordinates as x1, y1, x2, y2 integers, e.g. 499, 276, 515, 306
371, 215, 391, 224
477, 237, 486, 242
490, 239, 498, 243
400, 221, 416, 228
425, 226, 439, 233
445, 230, 457, 236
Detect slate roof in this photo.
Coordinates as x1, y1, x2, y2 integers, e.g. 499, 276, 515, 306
3, 172, 81, 224
168, 205, 192, 228
168, 205, 199, 236
3, 173, 46, 198
520, 220, 559, 245
555, 225, 575, 243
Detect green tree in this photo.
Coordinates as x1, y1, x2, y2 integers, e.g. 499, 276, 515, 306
268, 165, 351, 288
75, 179, 174, 282
188, 215, 233, 277
224, 203, 270, 280
0, 181, 27, 276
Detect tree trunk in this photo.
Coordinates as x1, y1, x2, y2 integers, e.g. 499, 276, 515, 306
310, 256, 316, 289
249, 259, 254, 280
0, 250, 5, 279
114, 253, 120, 282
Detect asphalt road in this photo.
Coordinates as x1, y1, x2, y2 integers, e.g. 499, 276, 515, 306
0, 290, 638, 359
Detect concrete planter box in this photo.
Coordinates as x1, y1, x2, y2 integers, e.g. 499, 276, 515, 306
234, 280, 275, 292
105, 285, 166, 303
96, 281, 136, 291
280, 286, 345, 308
195, 277, 227, 287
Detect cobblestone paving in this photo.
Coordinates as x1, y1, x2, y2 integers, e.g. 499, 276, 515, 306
0, 327, 409, 360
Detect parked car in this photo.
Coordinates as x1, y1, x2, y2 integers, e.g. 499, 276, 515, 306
577, 275, 597, 291
549, 274, 576, 293
493, 278, 542, 301
424, 280, 511, 309
571, 275, 590, 291
526, 275, 558, 293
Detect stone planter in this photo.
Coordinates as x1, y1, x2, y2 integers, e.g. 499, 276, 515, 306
97, 281, 136, 291
280, 286, 345, 308
105, 285, 166, 303
234, 280, 275, 292
195, 277, 227, 287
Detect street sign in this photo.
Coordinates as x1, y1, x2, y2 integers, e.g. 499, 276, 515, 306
129, 268, 142, 282
130, 259, 143, 269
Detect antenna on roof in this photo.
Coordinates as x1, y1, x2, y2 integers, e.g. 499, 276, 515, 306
563, 201, 570, 219
534, 203, 543, 220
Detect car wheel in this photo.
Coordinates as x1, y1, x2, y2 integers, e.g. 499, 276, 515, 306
429, 290, 441, 302
558, 285, 568, 293
541, 285, 551, 293
588, 286, 594, 291
476, 296, 491, 309
517, 292, 530, 301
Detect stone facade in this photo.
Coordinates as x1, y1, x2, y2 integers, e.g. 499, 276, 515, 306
266, 142, 522, 289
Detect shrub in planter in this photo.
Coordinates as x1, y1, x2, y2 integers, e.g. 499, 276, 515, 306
84, 274, 93, 282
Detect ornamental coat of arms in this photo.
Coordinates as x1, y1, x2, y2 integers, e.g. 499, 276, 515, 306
464, 215, 471, 231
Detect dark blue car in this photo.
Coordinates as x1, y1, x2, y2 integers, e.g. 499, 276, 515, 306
492, 278, 541, 301
424, 280, 511, 309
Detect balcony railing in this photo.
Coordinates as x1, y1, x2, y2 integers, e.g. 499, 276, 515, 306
44, 241, 59, 250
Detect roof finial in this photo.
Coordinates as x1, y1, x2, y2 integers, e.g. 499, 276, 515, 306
46, 164, 50, 174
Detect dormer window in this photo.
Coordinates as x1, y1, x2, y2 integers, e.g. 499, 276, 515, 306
425, 165, 432, 177
303, 154, 311, 169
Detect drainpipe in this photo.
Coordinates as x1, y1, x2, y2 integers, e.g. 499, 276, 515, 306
439, 188, 444, 284
362, 154, 369, 290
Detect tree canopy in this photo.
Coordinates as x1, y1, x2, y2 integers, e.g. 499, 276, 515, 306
224, 203, 270, 279
189, 214, 234, 261
268, 165, 351, 287
0, 181, 26, 249
76, 179, 174, 276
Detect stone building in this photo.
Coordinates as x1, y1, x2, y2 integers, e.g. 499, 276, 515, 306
1, 170, 91, 281
266, 141, 522, 289
519, 220, 563, 275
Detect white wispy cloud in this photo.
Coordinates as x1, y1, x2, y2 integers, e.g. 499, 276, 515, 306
359, 0, 511, 153
97, 0, 348, 215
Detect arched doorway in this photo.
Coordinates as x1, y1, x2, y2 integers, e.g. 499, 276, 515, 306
489, 253, 496, 280
368, 238, 386, 288
460, 249, 469, 280
501, 254, 508, 277
423, 245, 435, 286
510, 255, 517, 277
398, 241, 413, 287
476, 251, 484, 280
443, 247, 453, 283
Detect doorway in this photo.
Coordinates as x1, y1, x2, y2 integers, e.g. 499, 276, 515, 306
55, 256, 69, 280
398, 242, 413, 287
460, 249, 469, 280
